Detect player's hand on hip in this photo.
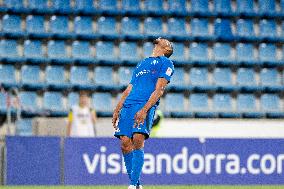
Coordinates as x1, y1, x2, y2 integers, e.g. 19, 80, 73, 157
134, 109, 147, 128
112, 110, 120, 129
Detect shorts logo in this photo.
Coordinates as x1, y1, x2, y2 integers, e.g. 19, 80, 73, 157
166, 67, 173, 76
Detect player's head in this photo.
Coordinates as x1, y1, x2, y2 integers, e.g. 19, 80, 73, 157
152, 37, 173, 58
79, 90, 89, 107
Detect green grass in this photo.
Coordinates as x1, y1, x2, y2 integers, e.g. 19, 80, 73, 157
1, 186, 284, 189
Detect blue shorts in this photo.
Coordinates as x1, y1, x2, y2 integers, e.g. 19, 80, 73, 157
114, 103, 156, 140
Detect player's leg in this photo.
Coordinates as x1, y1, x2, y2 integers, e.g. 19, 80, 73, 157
120, 136, 134, 182
130, 133, 145, 186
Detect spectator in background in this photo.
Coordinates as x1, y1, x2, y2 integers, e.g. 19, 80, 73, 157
67, 91, 97, 137
150, 109, 164, 137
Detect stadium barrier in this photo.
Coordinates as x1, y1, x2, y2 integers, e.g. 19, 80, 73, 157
4, 136, 284, 185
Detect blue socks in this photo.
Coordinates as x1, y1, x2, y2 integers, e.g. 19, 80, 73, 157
130, 148, 144, 186
123, 151, 141, 186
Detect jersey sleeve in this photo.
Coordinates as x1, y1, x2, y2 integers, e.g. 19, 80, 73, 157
158, 58, 174, 82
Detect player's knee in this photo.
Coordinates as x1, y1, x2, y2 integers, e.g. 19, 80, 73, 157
132, 134, 145, 149
120, 136, 133, 153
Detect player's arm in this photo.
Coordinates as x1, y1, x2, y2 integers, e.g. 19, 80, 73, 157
66, 111, 73, 137
134, 78, 168, 127
112, 84, 133, 128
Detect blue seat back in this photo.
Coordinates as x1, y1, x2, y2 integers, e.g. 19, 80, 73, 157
259, 19, 277, 37
236, 43, 255, 61
237, 94, 256, 111
236, 19, 254, 37
94, 67, 114, 86
97, 16, 117, 35
118, 67, 134, 85
260, 68, 281, 86
48, 40, 67, 58
121, 0, 140, 11
70, 66, 91, 84
26, 15, 45, 34
236, 0, 254, 13
165, 93, 185, 112
72, 41, 91, 59
189, 42, 208, 61
191, 18, 209, 36
96, 41, 115, 60
16, 119, 33, 136
24, 40, 43, 58
144, 0, 163, 11
142, 42, 154, 58
49, 16, 69, 33
74, 0, 93, 10
67, 92, 79, 109
259, 43, 276, 61
214, 0, 232, 13
0, 40, 18, 57
74, 16, 93, 34
119, 42, 139, 61
213, 94, 232, 111
21, 65, 41, 84
168, 18, 187, 35
43, 92, 63, 111
213, 68, 232, 86
236, 68, 256, 86
214, 18, 233, 39
144, 17, 163, 35
19, 91, 38, 110
168, 0, 186, 12
46, 66, 65, 84
259, 0, 276, 14
0, 64, 16, 84
51, 0, 70, 9
27, 0, 48, 9
121, 17, 140, 35
261, 94, 280, 111
92, 93, 112, 112
170, 68, 185, 86
171, 43, 185, 61
189, 93, 209, 111
213, 43, 232, 61
98, 0, 117, 10
191, 0, 209, 13
189, 68, 209, 85
4, 0, 23, 8
2, 14, 22, 32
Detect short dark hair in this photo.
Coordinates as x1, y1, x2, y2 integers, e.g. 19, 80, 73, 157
164, 47, 173, 58
79, 90, 89, 97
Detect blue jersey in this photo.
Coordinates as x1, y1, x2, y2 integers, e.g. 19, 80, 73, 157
124, 56, 174, 106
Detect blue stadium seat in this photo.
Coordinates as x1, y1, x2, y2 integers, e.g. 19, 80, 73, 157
190, 18, 211, 40
258, 0, 276, 16
144, 17, 163, 38
0, 39, 21, 62
144, 0, 164, 15
214, 0, 232, 16
169, 68, 186, 90
74, 16, 94, 39
27, 0, 49, 13
97, 0, 118, 14
259, 43, 277, 64
26, 15, 49, 38
21, 65, 44, 89
95, 41, 116, 63
142, 42, 154, 58
46, 66, 69, 89
189, 68, 212, 91
0, 64, 17, 87
189, 93, 214, 117
67, 92, 79, 109
3, 0, 27, 12
49, 16, 71, 39
19, 91, 39, 114
260, 68, 281, 90
170, 43, 186, 64
213, 68, 233, 89
121, 0, 141, 14
168, 0, 187, 16
259, 19, 277, 41
48, 40, 71, 64
118, 67, 134, 86
214, 18, 233, 41
121, 17, 142, 40
168, 18, 187, 40
0, 92, 6, 113
92, 93, 113, 115
236, 0, 255, 16
94, 67, 114, 89
236, 94, 262, 118
73, 0, 95, 14
2, 14, 24, 37
50, 0, 71, 13
70, 66, 92, 89
23, 40, 46, 63
43, 92, 65, 114
236, 68, 257, 90
260, 94, 283, 117
189, 42, 209, 64
213, 94, 238, 117
236, 43, 256, 64
97, 16, 118, 39
236, 19, 256, 41
119, 42, 139, 63
191, 0, 209, 15
16, 119, 33, 136
164, 93, 186, 113
213, 43, 232, 64
72, 41, 93, 64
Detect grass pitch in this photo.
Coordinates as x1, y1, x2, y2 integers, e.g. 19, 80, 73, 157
1, 186, 284, 189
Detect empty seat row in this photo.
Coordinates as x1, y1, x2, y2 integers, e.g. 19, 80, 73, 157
1, 64, 284, 92
3, 15, 284, 42
1, 39, 284, 65
163, 93, 284, 118
2, 0, 284, 17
